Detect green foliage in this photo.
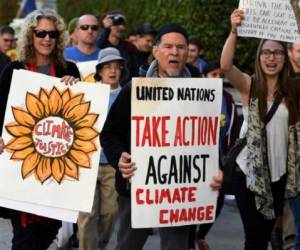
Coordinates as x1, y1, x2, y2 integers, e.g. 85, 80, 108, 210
0, 0, 19, 26
57, 0, 259, 73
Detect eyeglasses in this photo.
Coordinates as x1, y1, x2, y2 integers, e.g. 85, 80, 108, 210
34, 30, 59, 39
79, 25, 99, 31
102, 63, 123, 71
260, 49, 285, 59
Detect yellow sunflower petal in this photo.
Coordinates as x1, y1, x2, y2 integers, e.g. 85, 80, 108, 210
62, 89, 71, 107
62, 94, 83, 115
26, 93, 45, 118
39, 89, 50, 116
6, 124, 32, 137
22, 152, 40, 178
11, 147, 34, 160
6, 136, 32, 150
48, 87, 63, 115
75, 127, 98, 141
64, 157, 79, 179
12, 107, 35, 127
73, 139, 97, 153
69, 149, 90, 168
52, 158, 65, 183
64, 102, 90, 122
36, 158, 52, 183
74, 114, 98, 128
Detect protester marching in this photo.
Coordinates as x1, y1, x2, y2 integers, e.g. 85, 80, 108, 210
0, 0, 300, 250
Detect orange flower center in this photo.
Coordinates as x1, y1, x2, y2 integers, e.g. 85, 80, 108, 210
32, 116, 74, 157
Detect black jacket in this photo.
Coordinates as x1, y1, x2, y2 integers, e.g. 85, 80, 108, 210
0, 51, 10, 74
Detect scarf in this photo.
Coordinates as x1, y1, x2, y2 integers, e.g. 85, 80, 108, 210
146, 60, 191, 78
246, 81, 300, 219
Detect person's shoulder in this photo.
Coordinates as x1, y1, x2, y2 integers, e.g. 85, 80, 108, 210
122, 41, 137, 53
64, 47, 79, 60
0, 51, 10, 62
186, 63, 201, 77
3, 61, 24, 73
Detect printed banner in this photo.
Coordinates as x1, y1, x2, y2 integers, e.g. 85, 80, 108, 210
238, 0, 300, 42
131, 78, 222, 228
0, 69, 110, 218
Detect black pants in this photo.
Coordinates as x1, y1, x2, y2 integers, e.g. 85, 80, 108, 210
234, 171, 286, 250
10, 212, 61, 250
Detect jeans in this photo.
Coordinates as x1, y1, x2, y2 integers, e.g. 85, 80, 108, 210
289, 194, 300, 250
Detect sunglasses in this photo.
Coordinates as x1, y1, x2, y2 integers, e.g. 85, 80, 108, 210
34, 30, 59, 39
79, 24, 99, 31
3, 38, 15, 43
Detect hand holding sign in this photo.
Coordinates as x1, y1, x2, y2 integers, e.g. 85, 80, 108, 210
209, 170, 223, 191
231, 9, 245, 33
118, 152, 136, 179
60, 75, 80, 86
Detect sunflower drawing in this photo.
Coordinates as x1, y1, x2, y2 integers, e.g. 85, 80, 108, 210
5, 87, 99, 184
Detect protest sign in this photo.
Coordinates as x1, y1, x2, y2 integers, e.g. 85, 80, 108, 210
0, 197, 78, 222
131, 78, 222, 228
77, 60, 98, 82
238, 0, 300, 42
0, 69, 109, 220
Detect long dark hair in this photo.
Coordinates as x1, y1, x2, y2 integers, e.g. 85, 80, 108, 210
252, 39, 290, 120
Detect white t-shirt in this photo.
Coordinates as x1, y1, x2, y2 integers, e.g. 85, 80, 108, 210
236, 102, 288, 182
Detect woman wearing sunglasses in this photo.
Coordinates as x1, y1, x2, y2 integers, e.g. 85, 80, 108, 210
221, 9, 300, 250
0, 9, 80, 250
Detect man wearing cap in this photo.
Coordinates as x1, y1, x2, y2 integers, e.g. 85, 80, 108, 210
78, 47, 126, 250
97, 10, 139, 85
100, 23, 223, 250
64, 14, 100, 62
134, 22, 156, 67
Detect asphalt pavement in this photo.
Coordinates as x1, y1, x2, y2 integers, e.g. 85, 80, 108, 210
0, 199, 246, 250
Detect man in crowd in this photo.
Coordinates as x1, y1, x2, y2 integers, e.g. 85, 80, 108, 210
187, 36, 206, 75
97, 10, 139, 85
288, 42, 300, 76
100, 23, 223, 250
0, 26, 15, 54
134, 22, 156, 67
64, 14, 100, 62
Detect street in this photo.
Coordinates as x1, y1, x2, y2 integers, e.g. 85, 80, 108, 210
0, 199, 245, 250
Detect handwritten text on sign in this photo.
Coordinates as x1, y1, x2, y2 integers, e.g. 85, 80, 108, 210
131, 78, 222, 228
238, 0, 300, 42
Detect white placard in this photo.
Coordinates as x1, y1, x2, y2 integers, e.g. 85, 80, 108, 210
0, 69, 110, 217
0, 197, 78, 222
238, 0, 300, 42
77, 60, 98, 82
131, 78, 222, 228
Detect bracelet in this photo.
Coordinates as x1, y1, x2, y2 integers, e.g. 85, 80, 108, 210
231, 28, 237, 34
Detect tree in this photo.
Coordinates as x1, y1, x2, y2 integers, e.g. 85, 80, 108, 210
0, 0, 19, 26
57, 0, 258, 73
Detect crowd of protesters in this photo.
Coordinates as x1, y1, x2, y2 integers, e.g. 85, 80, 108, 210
0, 6, 299, 250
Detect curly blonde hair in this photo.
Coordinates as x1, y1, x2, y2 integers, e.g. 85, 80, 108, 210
17, 9, 67, 68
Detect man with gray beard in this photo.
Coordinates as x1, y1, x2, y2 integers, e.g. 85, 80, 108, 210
100, 23, 223, 250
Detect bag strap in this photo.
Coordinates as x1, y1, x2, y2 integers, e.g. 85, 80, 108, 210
263, 92, 284, 125
235, 93, 284, 152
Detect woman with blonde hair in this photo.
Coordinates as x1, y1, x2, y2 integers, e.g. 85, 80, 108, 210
0, 9, 79, 250
221, 9, 300, 249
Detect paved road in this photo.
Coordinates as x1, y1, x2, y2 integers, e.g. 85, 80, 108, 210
0, 199, 245, 250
